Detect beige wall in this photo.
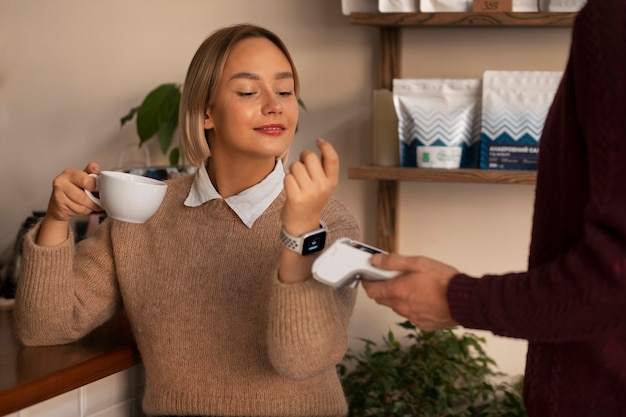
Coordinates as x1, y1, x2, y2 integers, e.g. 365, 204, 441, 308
0, 0, 572, 377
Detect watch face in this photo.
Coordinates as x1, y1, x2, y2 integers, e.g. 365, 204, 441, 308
302, 231, 327, 255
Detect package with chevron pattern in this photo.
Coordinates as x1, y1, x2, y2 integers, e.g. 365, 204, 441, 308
393, 78, 481, 169
539, 0, 586, 11
479, 70, 562, 170
419, 0, 470, 11
419, 0, 538, 11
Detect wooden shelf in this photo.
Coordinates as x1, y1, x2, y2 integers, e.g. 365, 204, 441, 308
350, 11, 577, 27
350, 11, 566, 251
348, 166, 536, 252
348, 166, 537, 185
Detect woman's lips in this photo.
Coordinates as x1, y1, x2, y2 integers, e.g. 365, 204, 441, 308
255, 124, 286, 135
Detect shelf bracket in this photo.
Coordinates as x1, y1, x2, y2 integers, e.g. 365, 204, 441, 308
379, 27, 401, 90
375, 27, 400, 252
377, 180, 398, 252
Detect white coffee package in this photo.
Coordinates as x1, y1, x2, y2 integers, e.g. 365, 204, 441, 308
479, 71, 563, 170
341, 0, 378, 15
393, 78, 481, 169
513, 0, 539, 12
419, 0, 470, 12
379, 0, 417, 12
539, 0, 586, 11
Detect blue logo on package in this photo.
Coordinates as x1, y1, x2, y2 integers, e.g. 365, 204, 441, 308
479, 71, 562, 171
394, 78, 481, 169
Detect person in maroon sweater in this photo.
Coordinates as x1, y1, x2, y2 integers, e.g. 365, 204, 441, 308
361, 1, 626, 415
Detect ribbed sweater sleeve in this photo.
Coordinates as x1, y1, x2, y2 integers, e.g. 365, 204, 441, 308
267, 201, 360, 380
447, 0, 626, 344
15, 221, 122, 345
267, 279, 355, 379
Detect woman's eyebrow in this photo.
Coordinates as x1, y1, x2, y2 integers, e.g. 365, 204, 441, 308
229, 71, 294, 81
275, 71, 294, 80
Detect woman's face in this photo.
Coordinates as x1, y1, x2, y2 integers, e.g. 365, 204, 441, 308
204, 37, 299, 163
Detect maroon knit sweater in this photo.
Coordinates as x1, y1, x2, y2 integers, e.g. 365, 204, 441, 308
447, 1, 626, 416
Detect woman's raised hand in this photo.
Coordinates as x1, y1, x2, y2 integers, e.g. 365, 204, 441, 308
281, 138, 339, 236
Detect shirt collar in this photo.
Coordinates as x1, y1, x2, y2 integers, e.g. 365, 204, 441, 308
184, 159, 285, 228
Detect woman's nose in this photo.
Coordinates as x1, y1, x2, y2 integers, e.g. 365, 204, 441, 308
262, 93, 282, 114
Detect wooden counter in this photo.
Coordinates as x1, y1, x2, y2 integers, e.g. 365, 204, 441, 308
0, 304, 140, 416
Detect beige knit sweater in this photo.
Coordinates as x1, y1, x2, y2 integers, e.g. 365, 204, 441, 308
14, 173, 360, 417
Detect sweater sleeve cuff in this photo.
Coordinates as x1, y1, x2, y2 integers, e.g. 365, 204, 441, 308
18, 221, 75, 302
447, 273, 485, 330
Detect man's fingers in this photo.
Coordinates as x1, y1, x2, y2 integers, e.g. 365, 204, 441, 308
371, 253, 420, 272
361, 279, 394, 301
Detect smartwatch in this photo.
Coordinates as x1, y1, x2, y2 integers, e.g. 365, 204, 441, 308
280, 221, 328, 255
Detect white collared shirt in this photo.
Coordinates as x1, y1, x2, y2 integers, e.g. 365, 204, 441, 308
184, 159, 285, 228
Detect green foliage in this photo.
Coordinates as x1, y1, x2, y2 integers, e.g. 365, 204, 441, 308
338, 321, 527, 417
120, 83, 182, 166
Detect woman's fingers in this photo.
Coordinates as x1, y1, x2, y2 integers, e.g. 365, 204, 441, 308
287, 138, 338, 192
316, 138, 339, 184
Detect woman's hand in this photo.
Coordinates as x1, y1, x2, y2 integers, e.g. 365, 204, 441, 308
278, 138, 339, 283
37, 162, 102, 246
281, 138, 338, 236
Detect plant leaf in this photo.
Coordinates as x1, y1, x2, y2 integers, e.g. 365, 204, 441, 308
120, 106, 139, 127
136, 83, 181, 143
169, 147, 180, 166
398, 320, 415, 330
158, 114, 177, 154
297, 97, 307, 111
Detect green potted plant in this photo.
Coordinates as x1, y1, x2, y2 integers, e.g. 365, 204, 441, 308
338, 321, 526, 417
121, 83, 182, 166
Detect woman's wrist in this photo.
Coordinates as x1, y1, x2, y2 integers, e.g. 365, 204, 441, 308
280, 216, 321, 237
36, 216, 71, 247
278, 248, 317, 284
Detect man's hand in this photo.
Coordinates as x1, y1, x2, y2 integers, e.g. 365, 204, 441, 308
361, 253, 459, 331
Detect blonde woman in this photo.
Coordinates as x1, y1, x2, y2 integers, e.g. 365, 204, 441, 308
15, 24, 360, 417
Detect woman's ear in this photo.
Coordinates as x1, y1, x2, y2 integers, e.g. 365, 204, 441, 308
203, 108, 214, 130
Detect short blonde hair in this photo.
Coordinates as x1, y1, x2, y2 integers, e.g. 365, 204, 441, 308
179, 24, 300, 167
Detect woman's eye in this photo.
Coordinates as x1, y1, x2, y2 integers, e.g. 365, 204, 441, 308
278, 91, 294, 97
237, 91, 255, 97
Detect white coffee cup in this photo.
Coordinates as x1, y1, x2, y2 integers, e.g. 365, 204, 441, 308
84, 171, 168, 224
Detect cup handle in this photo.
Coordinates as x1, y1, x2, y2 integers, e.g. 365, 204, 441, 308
84, 173, 104, 209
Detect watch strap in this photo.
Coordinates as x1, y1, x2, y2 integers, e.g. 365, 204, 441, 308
280, 221, 327, 255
